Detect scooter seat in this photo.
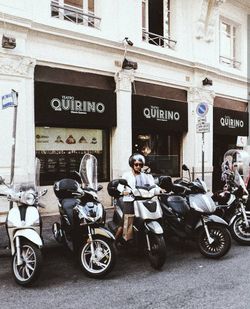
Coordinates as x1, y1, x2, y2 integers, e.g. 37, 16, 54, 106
163, 195, 190, 215
61, 198, 79, 225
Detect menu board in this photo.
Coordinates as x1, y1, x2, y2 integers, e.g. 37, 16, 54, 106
58, 157, 67, 173
35, 127, 104, 185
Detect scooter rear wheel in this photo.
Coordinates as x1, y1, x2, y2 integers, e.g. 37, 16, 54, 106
12, 240, 42, 286
197, 223, 231, 259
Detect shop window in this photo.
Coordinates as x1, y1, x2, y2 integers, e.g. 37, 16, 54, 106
35, 127, 109, 185
51, 0, 101, 29
142, 0, 176, 48
133, 131, 181, 177
219, 18, 241, 69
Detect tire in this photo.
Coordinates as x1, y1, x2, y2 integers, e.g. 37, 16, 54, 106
147, 234, 166, 270
230, 214, 250, 245
79, 236, 116, 279
197, 223, 231, 259
12, 240, 42, 286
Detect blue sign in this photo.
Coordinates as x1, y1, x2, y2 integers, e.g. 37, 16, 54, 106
196, 102, 208, 117
1, 91, 18, 109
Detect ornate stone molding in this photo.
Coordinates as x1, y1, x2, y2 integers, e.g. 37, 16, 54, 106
114, 70, 135, 92
196, 0, 226, 42
0, 53, 36, 78
188, 87, 215, 105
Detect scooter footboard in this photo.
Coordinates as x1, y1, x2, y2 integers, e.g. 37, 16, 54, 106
92, 227, 115, 240
12, 229, 43, 255
195, 215, 228, 230
145, 221, 163, 234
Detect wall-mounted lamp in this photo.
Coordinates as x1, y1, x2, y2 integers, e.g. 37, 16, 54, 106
122, 58, 138, 70
202, 77, 213, 86
121, 37, 137, 70
2, 35, 16, 49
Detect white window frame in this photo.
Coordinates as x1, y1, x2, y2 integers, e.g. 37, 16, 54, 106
51, 0, 100, 28
219, 17, 241, 69
142, 0, 148, 38
142, 0, 175, 48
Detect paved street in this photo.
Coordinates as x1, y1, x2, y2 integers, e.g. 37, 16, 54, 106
1, 212, 250, 309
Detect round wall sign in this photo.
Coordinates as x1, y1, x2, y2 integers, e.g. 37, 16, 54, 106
196, 102, 208, 117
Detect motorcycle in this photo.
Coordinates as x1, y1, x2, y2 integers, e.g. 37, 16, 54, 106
158, 165, 231, 259
212, 162, 250, 245
0, 158, 47, 286
52, 153, 116, 278
107, 179, 166, 269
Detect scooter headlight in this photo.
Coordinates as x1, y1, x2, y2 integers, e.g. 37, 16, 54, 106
76, 203, 103, 224
21, 192, 36, 206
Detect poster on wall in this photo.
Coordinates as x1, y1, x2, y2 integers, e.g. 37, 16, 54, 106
35, 127, 103, 185
36, 127, 102, 152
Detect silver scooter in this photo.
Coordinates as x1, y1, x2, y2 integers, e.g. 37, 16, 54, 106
108, 179, 166, 269
0, 158, 47, 286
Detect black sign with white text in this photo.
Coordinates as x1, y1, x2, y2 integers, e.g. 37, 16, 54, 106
132, 95, 188, 132
35, 82, 116, 129
213, 107, 249, 136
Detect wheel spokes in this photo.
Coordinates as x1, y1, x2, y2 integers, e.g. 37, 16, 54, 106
81, 239, 112, 273
14, 245, 37, 281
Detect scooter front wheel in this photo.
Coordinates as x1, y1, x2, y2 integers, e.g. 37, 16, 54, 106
230, 213, 250, 245
12, 240, 42, 286
147, 234, 166, 270
79, 236, 116, 278
197, 223, 231, 259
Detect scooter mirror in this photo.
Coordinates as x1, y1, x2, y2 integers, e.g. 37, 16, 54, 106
182, 164, 189, 171
97, 184, 103, 191
119, 179, 129, 187
73, 171, 82, 183
40, 189, 48, 197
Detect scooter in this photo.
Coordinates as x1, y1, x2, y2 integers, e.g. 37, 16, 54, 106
213, 164, 250, 245
52, 154, 116, 278
158, 165, 231, 259
107, 179, 166, 269
0, 158, 47, 286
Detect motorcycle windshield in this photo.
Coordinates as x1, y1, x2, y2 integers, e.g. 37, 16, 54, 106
234, 170, 248, 195
11, 157, 40, 193
79, 154, 98, 191
223, 149, 250, 185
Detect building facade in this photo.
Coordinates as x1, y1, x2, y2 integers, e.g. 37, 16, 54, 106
0, 0, 249, 217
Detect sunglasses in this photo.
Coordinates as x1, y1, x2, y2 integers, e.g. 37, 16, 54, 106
134, 163, 143, 167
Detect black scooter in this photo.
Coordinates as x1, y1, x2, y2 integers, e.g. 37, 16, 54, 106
158, 165, 231, 259
52, 154, 116, 278
212, 167, 250, 245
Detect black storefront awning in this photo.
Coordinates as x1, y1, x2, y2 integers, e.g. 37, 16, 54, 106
132, 95, 188, 132
35, 82, 116, 129
213, 107, 249, 136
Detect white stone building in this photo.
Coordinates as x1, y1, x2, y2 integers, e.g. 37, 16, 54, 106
0, 0, 249, 218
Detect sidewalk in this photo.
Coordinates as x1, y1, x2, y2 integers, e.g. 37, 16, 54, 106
0, 208, 114, 256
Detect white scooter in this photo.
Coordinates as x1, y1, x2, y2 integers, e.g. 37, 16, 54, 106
0, 159, 47, 286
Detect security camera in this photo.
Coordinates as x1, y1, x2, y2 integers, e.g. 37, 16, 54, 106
124, 37, 133, 46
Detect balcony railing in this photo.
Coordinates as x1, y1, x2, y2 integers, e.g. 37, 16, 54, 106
219, 56, 241, 69
142, 29, 177, 49
51, 1, 101, 29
